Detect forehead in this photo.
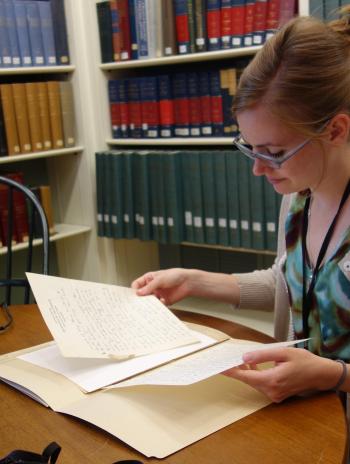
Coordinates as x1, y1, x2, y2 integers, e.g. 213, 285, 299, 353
237, 105, 296, 145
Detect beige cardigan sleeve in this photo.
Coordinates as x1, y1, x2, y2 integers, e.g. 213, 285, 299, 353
235, 194, 293, 340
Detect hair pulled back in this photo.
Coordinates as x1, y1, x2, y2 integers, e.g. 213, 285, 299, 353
233, 6, 350, 136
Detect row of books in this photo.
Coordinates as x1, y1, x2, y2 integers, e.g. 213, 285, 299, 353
0, 0, 70, 68
97, 0, 297, 63
0, 80, 76, 156
95, 149, 282, 251
108, 67, 242, 139
0, 171, 55, 248
310, 0, 349, 21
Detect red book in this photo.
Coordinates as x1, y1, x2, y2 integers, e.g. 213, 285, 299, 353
127, 78, 142, 138
118, 0, 132, 60
253, 0, 268, 45
244, 0, 256, 47
265, 0, 280, 40
172, 73, 190, 137
279, 0, 296, 27
206, 0, 221, 51
5, 172, 29, 244
109, 0, 122, 61
199, 71, 212, 136
221, 0, 233, 49
231, 0, 246, 48
158, 75, 175, 138
174, 0, 191, 54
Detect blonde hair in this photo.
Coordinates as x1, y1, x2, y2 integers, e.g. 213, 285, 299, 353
233, 7, 350, 137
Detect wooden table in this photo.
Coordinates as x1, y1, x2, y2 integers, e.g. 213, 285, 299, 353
0, 305, 348, 463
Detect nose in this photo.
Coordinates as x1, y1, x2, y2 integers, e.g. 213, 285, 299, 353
252, 158, 268, 176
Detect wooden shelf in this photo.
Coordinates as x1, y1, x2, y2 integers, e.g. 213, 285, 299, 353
106, 138, 234, 146
181, 242, 276, 256
100, 46, 262, 70
0, 65, 75, 76
0, 223, 91, 255
0, 146, 84, 164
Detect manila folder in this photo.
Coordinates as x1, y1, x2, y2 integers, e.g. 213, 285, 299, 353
0, 345, 271, 458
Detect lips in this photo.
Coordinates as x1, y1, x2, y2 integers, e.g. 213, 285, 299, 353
267, 177, 283, 185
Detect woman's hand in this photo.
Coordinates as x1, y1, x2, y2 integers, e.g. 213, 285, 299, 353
223, 347, 346, 402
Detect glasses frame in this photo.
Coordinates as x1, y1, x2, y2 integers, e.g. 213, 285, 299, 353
232, 120, 330, 169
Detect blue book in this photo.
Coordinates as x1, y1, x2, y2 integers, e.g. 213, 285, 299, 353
126, 78, 143, 138
4, 0, 20, 66
198, 71, 213, 136
134, 0, 149, 58
172, 73, 190, 137
187, 72, 201, 137
128, 0, 138, 60
209, 70, 224, 136
140, 76, 159, 138
37, 0, 56, 65
26, 1, 45, 65
206, 0, 221, 51
0, 0, 12, 67
158, 74, 174, 138
13, 0, 32, 66
50, 0, 70, 64
116, 79, 129, 138
108, 80, 122, 138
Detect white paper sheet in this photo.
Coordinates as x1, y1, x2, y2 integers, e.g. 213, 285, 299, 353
26, 273, 199, 358
19, 330, 217, 392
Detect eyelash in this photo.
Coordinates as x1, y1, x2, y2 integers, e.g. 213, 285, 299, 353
267, 150, 285, 158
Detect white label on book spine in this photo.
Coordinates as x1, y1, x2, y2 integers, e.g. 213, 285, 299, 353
104, 214, 110, 223
112, 215, 117, 224
13, 57, 20, 65
167, 217, 174, 227
121, 124, 127, 131
135, 213, 140, 222
179, 128, 190, 136
152, 216, 158, 225
67, 137, 75, 145
139, 216, 145, 225
209, 38, 219, 44
124, 214, 130, 223
185, 211, 192, 225
205, 218, 214, 227
253, 222, 262, 232
196, 37, 205, 45
194, 217, 202, 228
164, 46, 173, 55
148, 130, 158, 137
36, 56, 44, 64
230, 219, 238, 229
3, 56, 11, 64
44, 141, 51, 148
219, 218, 227, 228
179, 44, 188, 53
232, 38, 241, 46
244, 37, 253, 46
202, 127, 212, 135
158, 217, 164, 226
142, 123, 148, 130
49, 56, 57, 64
241, 220, 249, 230
222, 36, 230, 43
57, 140, 64, 147
161, 129, 171, 137
24, 56, 32, 65
190, 128, 200, 136
97, 214, 103, 221
24, 144, 31, 151
267, 222, 276, 232
253, 36, 263, 45
121, 52, 129, 60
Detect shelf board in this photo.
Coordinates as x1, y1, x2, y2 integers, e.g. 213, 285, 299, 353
0, 223, 91, 255
106, 138, 234, 146
0, 65, 75, 76
0, 146, 84, 164
181, 242, 276, 256
100, 46, 262, 70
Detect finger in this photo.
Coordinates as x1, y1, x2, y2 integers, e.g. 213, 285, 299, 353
136, 274, 162, 296
243, 347, 292, 365
131, 274, 151, 289
225, 366, 272, 388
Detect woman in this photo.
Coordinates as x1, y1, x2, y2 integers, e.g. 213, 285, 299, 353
132, 8, 350, 403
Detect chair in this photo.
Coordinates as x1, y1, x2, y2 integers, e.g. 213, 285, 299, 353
0, 175, 49, 330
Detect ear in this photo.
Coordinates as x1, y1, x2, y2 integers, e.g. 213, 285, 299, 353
326, 113, 350, 145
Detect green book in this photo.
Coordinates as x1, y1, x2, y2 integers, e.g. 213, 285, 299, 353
248, 169, 265, 250
149, 151, 160, 242
132, 151, 151, 241
200, 151, 217, 244
237, 155, 252, 249
163, 151, 184, 244
188, 151, 205, 244
96, 1, 114, 63
157, 151, 168, 244
110, 150, 124, 239
103, 152, 113, 238
226, 150, 241, 248
214, 151, 229, 246
122, 151, 136, 239
181, 151, 194, 242
95, 151, 105, 237
262, 177, 278, 251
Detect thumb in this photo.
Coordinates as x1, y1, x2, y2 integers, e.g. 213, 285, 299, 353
243, 347, 291, 365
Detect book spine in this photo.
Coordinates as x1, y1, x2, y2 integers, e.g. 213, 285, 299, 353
38, 0, 57, 65
214, 151, 229, 246
95, 152, 105, 236
158, 74, 175, 138
108, 80, 122, 138
102, 152, 113, 237
231, 0, 246, 48
226, 150, 240, 247
13, 0, 32, 66
0, 84, 20, 155
127, 77, 142, 138
0, 0, 12, 67
109, 0, 122, 61
209, 70, 224, 136
25, 82, 43, 152
243, 0, 255, 47
50, 0, 70, 64
145, 0, 158, 58
188, 151, 205, 243
26, 1, 45, 66
137, 152, 152, 240
154, 0, 164, 58
206, 0, 221, 51
37, 81, 52, 150
135, 0, 149, 58
262, 176, 277, 251
4, 0, 21, 66
96, 1, 114, 63
198, 71, 213, 136
265, 0, 280, 40
12, 82, 32, 153
174, 0, 191, 54
155, 152, 167, 243
140, 76, 159, 138
117, 79, 129, 138
200, 151, 217, 244
187, 0, 196, 53
221, 0, 233, 49
194, 0, 207, 52
248, 168, 265, 249
6, 171, 29, 243
59, 81, 76, 147
324, 0, 339, 21
149, 151, 160, 241
47, 81, 64, 149
163, 152, 184, 244
226, 68, 238, 135
238, 155, 252, 248
110, 151, 125, 238
119, 0, 132, 60
0, 97, 8, 156
278, 0, 297, 27
163, 0, 177, 56
122, 151, 136, 238
128, 0, 139, 60
172, 73, 190, 137
187, 72, 201, 137
253, 0, 268, 45
181, 151, 194, 242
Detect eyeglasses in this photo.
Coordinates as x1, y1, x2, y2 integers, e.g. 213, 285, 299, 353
232, 120, 330, 169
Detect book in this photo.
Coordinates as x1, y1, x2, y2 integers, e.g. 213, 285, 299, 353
181, 151, 194, 242
96, 0, 114, 63
252, 0, 268, 45
95, 151, 105, 236
231, 0, 246, 48
128, 0, 139, 59
0, 84, 20, 155
243, 0, 255, 47
26, 1, 45, 66
132, 151, 151, 241
47, 81, 64, 149
187, 72, 201, 137
214, 151, 229, 246
188, 151, 205, 244
109, 0, 122, 61
158, 74, 175, 138
38, 185, 55, 235
13, 0, 32, 66
173, 73, 190, 137
209, 70, 224, 136
127, 77, 142, 138
4, 0, 21, 67
118, 0, 132, 60
221, 0, 233, 49
122, 150, 136, 238
265, 0, 280, 40
5, 171, 29, 243
37, 0, 57, 65
140, 76, 159, 138
58, 81, 76, 147
12, 83, 32, 153
174, 0, 191, 54
198, 71, 213, 136
134, 0, 149, 58
50, 0, 70, 64
0, 0, 12, 67
25, 82, 44, 152
154, 0, 164, 57
110, 150, 124, 238
193, 0, 207, 52
102, 151, 113, 237
37, 81, 52, 150
163, 0, 177, 56
0, 98, 8, 157
163, 151, 184, 244
206, 0, 221, 51
226, 150, 241, 247
248, 168, 265, 250
262, 176, 278, 251
108, 79, 122, 138
237, 155, 252, 248
200, 151, 217, 244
